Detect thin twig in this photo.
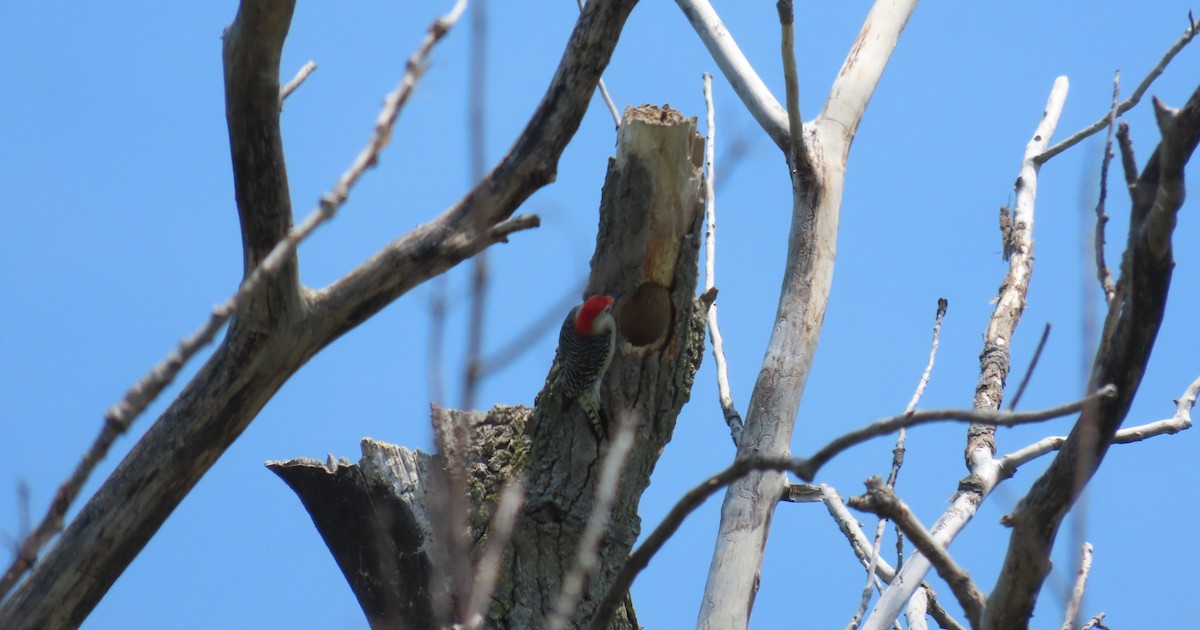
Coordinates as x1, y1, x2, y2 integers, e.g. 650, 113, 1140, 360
1036, 21, 1198, 163
847, 518, 889, 630
903, 298, 948, 417
464, 480, 526, 629
888, 297, 948, 486
1094, 72, 1121, 303
861, 296, 948, 627
1008, 322, 1052, 411
593, 389, 1114, 627
548, 413, 637, 630
859, 79, 1071, 630
854, 298, 945, 624
575, 0, 621, 128
1060, 542, 1094, 630
848, 478, 986, 629
0, 0, 470, 605
279, 60, 317, 103
1000, 374, 1199, 474
702, 72, 743, 445
462, 0, 489, 413
793, 486, 966, 630
476, 281, 587, 378
777, 0, 810, 176
799, 386, 1116, 481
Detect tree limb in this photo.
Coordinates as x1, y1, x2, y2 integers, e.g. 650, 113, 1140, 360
597, 391, 1104, 623
697, 2, 918, 626
848, 478, 985, 629
701, 72, 744, 446
999, 373, 1198, 473
861, 75, 1070, 630
675, 0, 789, 150
1036, 21, 1198, 164
982, 81, 1200, 630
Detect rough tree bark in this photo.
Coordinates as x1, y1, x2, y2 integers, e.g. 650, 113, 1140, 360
271, 105, 710, 629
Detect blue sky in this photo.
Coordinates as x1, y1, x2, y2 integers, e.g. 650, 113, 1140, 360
2, 1, 1198, 628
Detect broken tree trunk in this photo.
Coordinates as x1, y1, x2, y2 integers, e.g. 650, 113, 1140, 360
270, 104, 709, 629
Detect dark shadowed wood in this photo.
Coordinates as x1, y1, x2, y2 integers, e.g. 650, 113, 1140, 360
270, 454, 435, 630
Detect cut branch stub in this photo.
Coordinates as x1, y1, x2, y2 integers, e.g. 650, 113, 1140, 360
268, 446, 436, 630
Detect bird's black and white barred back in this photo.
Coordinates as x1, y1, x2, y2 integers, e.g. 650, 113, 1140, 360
555, 295, 617, 430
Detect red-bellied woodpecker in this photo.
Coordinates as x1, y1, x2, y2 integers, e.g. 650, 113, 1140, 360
555, 294, 617, 430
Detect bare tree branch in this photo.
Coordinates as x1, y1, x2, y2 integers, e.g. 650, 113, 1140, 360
698, 2, 918, 625
777, 0, 811, 176
1036, 21, 1198, 164
1061, 542, 1095, 630
279, 60, 317, 103
1093, 72, 1122, 304
1000, 374, 1197, 473
982, 81, 1200, 630
1008, 322, 1052, 411
849, 478, 986, 629
862, 75, 1070, 630
798, 387, 1115, 481
575, 0, 621, 128
596, 389, 1108, 624
967, 75, 1068, 463
0, 0, 307, 602
675, 0, 789, 149
701, 72, 743, 445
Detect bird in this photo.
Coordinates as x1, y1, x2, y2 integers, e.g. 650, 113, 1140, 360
554, 294, 617, 432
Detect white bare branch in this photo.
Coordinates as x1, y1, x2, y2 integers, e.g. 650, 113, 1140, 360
862, 76, 1070, 630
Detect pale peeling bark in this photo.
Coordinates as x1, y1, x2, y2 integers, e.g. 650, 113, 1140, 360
271, 105, 708, 628
694, 2, 917, 627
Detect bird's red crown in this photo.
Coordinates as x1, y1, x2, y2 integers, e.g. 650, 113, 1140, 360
575, 295, 615, 334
